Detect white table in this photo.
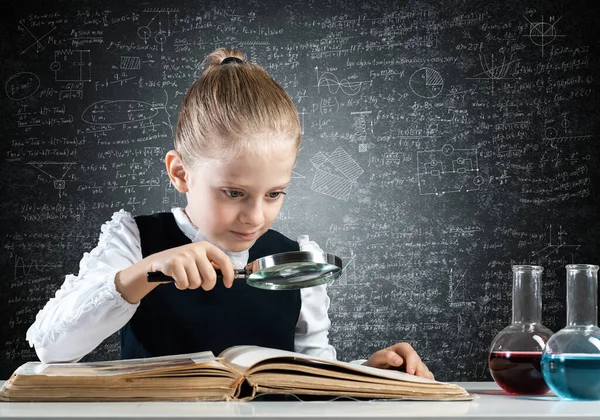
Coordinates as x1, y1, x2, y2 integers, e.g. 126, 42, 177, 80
1, 382, 599, 419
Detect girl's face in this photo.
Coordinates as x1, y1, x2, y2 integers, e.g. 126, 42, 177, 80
181, 134, 298, 253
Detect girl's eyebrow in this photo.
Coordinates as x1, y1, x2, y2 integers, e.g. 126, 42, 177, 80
217, 181, 291, 189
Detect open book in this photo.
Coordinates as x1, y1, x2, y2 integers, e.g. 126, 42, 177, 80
0, 345, 473, 402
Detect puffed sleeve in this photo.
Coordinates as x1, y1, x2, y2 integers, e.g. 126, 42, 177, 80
294, 235, 337, 360
25, 210, 142, 363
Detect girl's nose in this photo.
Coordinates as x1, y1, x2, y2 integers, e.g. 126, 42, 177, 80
239, 200, 264, 227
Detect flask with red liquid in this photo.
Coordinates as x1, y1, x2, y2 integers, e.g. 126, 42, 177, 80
488, 265, 553, 395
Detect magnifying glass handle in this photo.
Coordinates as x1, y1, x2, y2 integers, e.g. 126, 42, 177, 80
147, 269, 250, 283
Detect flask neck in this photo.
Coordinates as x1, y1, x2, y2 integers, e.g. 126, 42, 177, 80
566, 265, 598, 327
512, 266, 543, 324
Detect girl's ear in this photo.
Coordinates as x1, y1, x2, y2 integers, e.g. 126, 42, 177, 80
165, 150, 189, 193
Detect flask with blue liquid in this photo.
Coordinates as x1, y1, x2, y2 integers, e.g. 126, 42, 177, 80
541, 264, 600, 400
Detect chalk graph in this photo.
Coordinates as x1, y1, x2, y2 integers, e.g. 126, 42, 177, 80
417, 144, 483, 195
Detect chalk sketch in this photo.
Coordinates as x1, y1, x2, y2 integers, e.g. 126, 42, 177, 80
524, 15, 565, 57
448, 268, 476, 308
316, 67, 369, 96
328, 254, 357, 286
14, 255, 63, 278
290, 169, 306, 179
543, 116, 592, 147
120, 56, 141, 70
409, 67, 444, 98
311, 147, 364, 201
138, 8, 180, 50
530, 225, 580, 262
81, 100, 160, 125
298, 108, 308, 134
467, 53, 519, 95
27, 161, 76, 198
351, 111, 372, 152
162, 182, 183, 207
50, 50, 91, 82
417, 144, 483, 195
18, 20, 56, 55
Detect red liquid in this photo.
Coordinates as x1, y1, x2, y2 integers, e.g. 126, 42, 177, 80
488, 351, 549, 395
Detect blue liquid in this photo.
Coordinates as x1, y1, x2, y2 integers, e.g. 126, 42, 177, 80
541, 353, 600, 400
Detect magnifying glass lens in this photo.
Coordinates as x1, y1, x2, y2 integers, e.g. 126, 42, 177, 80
247, 262, 341, 290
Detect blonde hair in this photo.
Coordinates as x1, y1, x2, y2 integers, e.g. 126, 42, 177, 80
174, 48, 301, 166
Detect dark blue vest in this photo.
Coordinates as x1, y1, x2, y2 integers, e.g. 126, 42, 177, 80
120, 212, 301, 359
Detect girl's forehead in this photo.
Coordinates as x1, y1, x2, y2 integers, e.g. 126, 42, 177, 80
199, 148, 296, 184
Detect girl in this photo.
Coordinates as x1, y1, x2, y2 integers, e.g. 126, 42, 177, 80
26, 48, 433, 379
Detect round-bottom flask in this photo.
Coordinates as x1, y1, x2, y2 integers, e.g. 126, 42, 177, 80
488, 265, 553, 395
541, 264, 600, 400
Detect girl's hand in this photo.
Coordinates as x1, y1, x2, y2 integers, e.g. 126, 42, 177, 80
149, 241, 235, 291
363, 343, 434, 379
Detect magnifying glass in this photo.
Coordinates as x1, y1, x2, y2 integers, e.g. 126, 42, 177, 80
147, 251, 343, 290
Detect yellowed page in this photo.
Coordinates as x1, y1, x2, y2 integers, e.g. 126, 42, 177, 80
220, 345, 443, 385
14, 351, 219, 377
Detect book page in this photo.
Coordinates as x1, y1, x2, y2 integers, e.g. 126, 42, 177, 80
219, 345, 442, 384
15, 351, 220, 377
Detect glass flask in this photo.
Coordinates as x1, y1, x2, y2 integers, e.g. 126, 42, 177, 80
541, 264, 600, 400
488, 265, 554, 395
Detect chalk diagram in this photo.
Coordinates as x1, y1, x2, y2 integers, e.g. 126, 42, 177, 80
351, 111, 373, 153
311, 147, 364, 201
316, 67, 370, 96
28, 161, 76, 198
417, 144, 483, 195
467, 53, 519, 95
448, 268, 476, 308
50, 50, 91, 82
524, 15, 565, 57
162, 183, 183, 207
81, 100, 161, 125
298, 108, 308, 135
328, 254, 357, 287
530, 225, 580, 262
543, 115, 592, 147
18, 20, 56, 55
120, 56, 141, 70
409, 67, 444, 98
5, 72, 40, 101
14, 255, 63, 279
290, 169, 306, 179
138, 8, 179, 50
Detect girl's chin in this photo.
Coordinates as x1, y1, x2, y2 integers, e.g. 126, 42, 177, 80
220, 238, 256, 253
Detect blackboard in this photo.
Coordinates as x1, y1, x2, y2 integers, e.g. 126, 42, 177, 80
1, 0, 599, 382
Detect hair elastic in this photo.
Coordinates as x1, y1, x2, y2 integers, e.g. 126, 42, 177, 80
221, 57, 244, 65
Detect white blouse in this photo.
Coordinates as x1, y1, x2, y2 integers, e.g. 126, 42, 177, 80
26, 208, 337, 364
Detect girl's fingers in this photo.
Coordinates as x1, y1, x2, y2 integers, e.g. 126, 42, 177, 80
196, 255, 217, 291
402, 351, 422, 375
415, 362, 434, 379
366, 343, 434, 379
154, 242, 235, 290
384, 350, 405, 368
206, 250, 235, 288
184, 263, 202, 290
171, 262, 189, 290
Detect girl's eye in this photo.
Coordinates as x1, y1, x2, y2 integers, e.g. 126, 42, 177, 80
267, 191, 286, 199
224, 189, 244, 198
